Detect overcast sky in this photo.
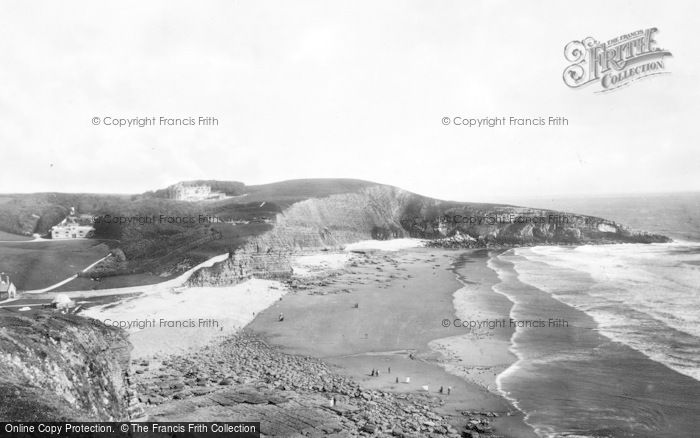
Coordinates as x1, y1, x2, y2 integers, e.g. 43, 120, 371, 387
0, 1, 697, 203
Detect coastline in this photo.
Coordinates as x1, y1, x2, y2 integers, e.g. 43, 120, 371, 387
25, 239, 699, 436
428, 249, 521, 400
246, 246, 537, 437
490, 244, 700, 438
67, 243, 537, 435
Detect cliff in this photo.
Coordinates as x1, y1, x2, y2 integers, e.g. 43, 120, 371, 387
0, 310, 133, 421
400, 206, 670, 246
187, 184, 669, 286
0, 179, 670, 286
186, 186, 410, 286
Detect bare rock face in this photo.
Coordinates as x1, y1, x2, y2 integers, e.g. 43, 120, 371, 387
186, 186, 412, 287
187, 185, 670, 287
406, 207, 671, 247
0, 310, 133, 421
186, 243, 294, 287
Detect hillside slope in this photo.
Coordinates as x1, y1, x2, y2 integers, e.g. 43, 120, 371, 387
0, 179, 670, 288
187, 183, 669, 286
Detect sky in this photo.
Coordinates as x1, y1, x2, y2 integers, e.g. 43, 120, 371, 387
0, 0, 697, 203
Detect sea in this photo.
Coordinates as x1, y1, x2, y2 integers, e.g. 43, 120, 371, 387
487, 193, 700, 437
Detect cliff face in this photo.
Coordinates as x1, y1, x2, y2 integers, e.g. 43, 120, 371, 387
399, 206, 670, 246
0, 310, 133, 421
2, 179, 670, 285
186, 186, 409, 286
187, 185, 670, 287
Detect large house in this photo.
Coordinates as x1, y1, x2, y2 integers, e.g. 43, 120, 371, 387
0, 273, 17, 300
172, 183, 227, 202
50, 207, 95, 239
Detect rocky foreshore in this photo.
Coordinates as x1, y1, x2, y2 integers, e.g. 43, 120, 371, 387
424, 229, 671, 249
132, 332, 500, 437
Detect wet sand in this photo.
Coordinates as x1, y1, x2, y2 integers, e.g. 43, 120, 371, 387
430, 249, 520, 391
247, 247, 537, 437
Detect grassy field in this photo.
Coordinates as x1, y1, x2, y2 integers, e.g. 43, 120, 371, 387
54, 272, 177, 292
0, 230, 32, 241
0, 180, 373, 291
50, 223, 272, 291
0, 293, 142, 313
0, 240, 110, 291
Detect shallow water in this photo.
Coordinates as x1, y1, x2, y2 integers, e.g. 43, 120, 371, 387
488, 244, 700, 437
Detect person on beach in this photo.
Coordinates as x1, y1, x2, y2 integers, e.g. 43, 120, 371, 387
439, 386, 443, 394
447, 386, 452, 395
278, 313, 284, 322
388, 367, 391, 374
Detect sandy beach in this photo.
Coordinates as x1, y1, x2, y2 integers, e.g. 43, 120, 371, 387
81, 278, 287, 359
247, 246, 536, 437
430, 250, 520, 391
72, 242, 538, 435
71, 240, 700, 437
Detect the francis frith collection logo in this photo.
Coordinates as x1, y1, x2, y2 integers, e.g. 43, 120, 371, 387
563, 28, 672, 92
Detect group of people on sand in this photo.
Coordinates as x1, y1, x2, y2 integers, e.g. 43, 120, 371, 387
439, 385, 452, 395
370, 367, 385, 377
369, 365, 452, 395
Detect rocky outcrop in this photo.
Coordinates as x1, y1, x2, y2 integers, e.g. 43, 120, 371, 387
135, 333, 470, 437
410, 207, 671, 247
186, 245, 294, 287
187, 185, 670, 287
0, 310, 133, 421
186, 186, 411, 286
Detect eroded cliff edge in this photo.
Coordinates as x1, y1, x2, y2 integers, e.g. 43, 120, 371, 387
186, 185, 670, 287
0, 179, 670, 285
0, 310, 133, 421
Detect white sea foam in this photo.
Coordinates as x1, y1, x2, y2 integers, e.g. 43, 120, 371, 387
488, 252, 605, 438
485, 254, 547, 438
509, 243, 700, 382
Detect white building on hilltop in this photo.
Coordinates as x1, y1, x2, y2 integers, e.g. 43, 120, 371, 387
172, 183, 227, 202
